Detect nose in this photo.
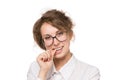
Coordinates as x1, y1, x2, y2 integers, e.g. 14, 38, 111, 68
53, 37, 60, 46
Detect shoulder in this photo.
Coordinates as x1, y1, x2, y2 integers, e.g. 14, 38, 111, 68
29, 61, 39, 69
76, 60, 100, 79
28, 61, 40, 76
78, 60, 99, 70
76, 59, 99, 72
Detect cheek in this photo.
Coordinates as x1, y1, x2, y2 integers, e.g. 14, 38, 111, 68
45, 45, 51, 50
62, 41, 70, 54
63, 39, 70, 49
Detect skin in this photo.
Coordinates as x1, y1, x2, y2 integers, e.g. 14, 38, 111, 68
37, 22, 73, 80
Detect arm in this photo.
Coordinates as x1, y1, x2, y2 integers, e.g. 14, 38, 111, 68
36, 49, 56, 80
27, 49, 56, 80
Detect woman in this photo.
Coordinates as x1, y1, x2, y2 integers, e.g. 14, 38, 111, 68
27, 9, 100, 80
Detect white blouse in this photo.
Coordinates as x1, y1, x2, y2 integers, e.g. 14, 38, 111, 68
27, 55, 100, 80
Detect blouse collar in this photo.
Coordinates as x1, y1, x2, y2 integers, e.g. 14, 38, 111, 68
48, 55, 77, 80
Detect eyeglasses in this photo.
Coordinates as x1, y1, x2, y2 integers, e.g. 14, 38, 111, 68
42, 31, 67, 47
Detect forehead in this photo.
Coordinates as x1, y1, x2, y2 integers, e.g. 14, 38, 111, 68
41, 23, 59, 36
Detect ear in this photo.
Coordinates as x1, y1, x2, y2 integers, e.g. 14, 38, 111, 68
69, 30, 73, 40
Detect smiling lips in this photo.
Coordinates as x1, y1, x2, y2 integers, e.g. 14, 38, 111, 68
54, 46, 63, 54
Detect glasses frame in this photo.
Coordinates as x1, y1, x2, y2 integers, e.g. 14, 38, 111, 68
42, 31, 68, 47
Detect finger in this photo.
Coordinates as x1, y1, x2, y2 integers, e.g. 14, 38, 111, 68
46, 50, 50, 58
49, 49, 56, 59
43, 52, 51, 61
52, 49, 56, 56
37, 54, 43, 63
37, 53, 48, 62
45, 50, 50, 61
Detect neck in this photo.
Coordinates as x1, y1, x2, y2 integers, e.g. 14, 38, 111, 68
53, 51, 72, 71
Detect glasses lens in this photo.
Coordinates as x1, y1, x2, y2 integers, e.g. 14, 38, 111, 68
43, 31, 67, 46
43, 35, 53, 46
56, 31, 67, 41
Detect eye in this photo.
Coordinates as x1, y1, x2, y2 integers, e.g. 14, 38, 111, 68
57, 31, 64, 37
44, 36, 51, 40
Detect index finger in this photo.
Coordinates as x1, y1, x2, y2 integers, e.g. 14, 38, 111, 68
48, 49, 56, 59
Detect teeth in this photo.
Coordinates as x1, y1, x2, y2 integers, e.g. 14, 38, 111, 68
55, 47, 62, 50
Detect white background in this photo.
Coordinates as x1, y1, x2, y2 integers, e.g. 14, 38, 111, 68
0, 0, 120, 80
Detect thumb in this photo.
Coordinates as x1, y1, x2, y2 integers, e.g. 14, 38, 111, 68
50, 49, 56, 60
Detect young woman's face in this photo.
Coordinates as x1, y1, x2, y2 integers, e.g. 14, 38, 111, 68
41, 22, 72, 59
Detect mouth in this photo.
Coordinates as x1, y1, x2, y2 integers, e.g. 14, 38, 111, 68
55, 46, 63, 50
53, 46, 63, 54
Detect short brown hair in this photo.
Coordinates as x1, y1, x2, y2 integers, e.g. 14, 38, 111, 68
33, 9, 73, 50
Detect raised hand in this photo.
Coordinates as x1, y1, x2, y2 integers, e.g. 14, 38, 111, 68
37, 49, 56, 80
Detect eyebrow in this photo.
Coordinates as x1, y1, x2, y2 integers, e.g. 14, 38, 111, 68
42, 30, 63, 37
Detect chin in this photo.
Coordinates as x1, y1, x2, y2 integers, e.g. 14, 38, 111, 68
54, 52, 67, 59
